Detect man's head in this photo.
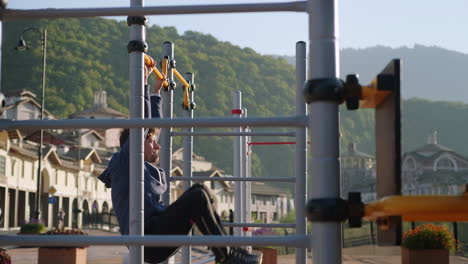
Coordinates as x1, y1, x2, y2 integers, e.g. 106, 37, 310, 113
144, 128, 160, 163
120, 128, 161, 163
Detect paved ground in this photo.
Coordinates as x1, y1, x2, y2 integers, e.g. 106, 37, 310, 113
4, 229, 468, 263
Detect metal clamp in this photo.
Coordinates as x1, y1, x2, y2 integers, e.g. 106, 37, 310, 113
127, 16, 148, 27
306, 198, 348, 222
127, 40, 148, 53
169, 59, 177, 69
303, 77, 345, 104
306, 192, 364, 228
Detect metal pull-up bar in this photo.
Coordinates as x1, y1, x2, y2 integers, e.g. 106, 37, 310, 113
0, 1, 307, 21
365, 194, 468, 222
248, 141, 310, 146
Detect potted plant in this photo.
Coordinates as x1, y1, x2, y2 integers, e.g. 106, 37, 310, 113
401, 224, 456, 264
18, 219, 47, 235
252, 227, 278, 264
38, 227, 88, 264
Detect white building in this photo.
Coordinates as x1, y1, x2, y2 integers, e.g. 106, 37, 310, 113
402, 131, 468, 195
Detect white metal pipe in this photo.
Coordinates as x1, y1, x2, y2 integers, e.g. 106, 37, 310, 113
245, 124, 252, 241
241, 109, 247, 237
129, 0, 145, 262
0, 235, 310, 248
172, 131, 296, 137
0, 116, 307, 130
223, 223, 296, 228
182, 72, 194, 264
0, 2, 307, 21
233, 91, 242, 237
160, 41, 174, 238
169, 176, 296, 182
295, 40, 308, 264
194, 256, 216, 264
308, 0, 342, 263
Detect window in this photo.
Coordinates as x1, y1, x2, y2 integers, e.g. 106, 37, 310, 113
435, 157, 456, 171
65, 172, 68, 186
0, 156, 5, 176
271, 197, 276, 206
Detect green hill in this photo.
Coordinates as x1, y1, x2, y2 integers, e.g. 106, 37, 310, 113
1, 17, 295, 178
2, 17, 468, 184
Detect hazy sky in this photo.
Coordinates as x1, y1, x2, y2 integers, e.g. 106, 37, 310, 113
5, 0, 468, 56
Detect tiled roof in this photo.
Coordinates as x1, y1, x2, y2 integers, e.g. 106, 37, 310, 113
251, 182, 289, 196
410, 143, 454, 156
9, 145, 38, 158
69, 106, 127, 119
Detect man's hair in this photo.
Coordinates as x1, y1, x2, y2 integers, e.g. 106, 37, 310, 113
119, 128, 159, 147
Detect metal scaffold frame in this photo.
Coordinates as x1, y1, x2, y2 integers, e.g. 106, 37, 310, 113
0, 1, 341, 264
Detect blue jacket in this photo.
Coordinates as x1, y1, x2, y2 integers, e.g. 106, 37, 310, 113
98, 86, 167, 235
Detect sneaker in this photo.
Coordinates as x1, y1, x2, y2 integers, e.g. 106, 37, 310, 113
223, 248, 263, 264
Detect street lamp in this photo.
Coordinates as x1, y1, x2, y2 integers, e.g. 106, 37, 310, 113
15, 26, 47, 221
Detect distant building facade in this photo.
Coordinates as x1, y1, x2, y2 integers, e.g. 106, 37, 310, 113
171, 148, 293, 223
402, 131, 468, 195
340, 143, 376, 202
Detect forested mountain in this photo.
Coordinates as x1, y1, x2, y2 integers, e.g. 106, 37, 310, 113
2, 18, 468, 184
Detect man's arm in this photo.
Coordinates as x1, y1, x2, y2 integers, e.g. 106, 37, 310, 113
144, 65, 165, 119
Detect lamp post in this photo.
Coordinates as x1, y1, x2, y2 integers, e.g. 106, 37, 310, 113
15, 26, 47, 221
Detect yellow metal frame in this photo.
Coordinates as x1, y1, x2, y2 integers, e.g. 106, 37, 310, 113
364, 194, 468, 222
144, 54, 169, 87
144, 54, 192, 109
172, 68, 191, 109
359, 78, 392, 108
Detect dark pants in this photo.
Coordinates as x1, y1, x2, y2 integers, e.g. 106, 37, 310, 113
144, 184, 229, 263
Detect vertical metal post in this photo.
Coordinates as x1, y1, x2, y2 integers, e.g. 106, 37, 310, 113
242, 109, 252, 241
182, 72, 194, 264
308, 0, 342, 263
34, 27, 47, 221
233, 91, 242, 236
241, 109, 247, 234
161, 41, 174, 206
160, 41, 174, 264
128, 0, 145, 263
295, 41, 307, 264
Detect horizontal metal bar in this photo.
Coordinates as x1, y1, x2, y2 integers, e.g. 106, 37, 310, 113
0, 1, 307, 21
171, 131, 296, 137
195, 256, 216, 264
0, 234, 310, 248
0, 116, 307, 130
222, 223, 296, 228
170, 176, 296, 182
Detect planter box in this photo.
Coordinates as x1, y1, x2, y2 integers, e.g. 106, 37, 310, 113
38, 247, 87, 264
256, 248, 277, 264
401, 247, 448, 264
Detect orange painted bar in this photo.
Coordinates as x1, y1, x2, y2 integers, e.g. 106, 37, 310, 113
364, 194, 468, 222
